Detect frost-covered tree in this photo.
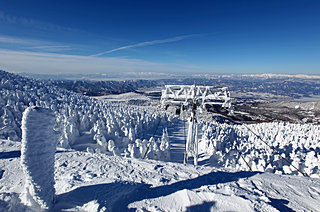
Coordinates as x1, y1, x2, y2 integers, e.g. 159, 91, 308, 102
160, 128, 170, 161
0, 70, 173, 157
20, 106, 57, 209
200, 121, 320, 177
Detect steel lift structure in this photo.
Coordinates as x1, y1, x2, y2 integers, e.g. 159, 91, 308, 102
161, 85, 231, 165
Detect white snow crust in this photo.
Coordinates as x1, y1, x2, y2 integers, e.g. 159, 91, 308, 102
1, 140, 320, 211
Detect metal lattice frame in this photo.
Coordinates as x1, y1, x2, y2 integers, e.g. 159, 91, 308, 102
161, 85, 231, 110
160, 85, 232, 165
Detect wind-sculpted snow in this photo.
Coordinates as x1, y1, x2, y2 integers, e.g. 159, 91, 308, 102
200, 122, 320, 177
1, 140, 320, 211
20, 106, 57, 209
0, 70, 174, 158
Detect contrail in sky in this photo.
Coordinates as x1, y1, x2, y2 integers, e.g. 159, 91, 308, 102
91, 34, 200, 57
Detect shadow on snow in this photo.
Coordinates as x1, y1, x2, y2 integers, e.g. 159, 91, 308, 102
0, 150, 21, 159
268, 197, 295, 212
185, 201, 216, 212
0, 150, 71, 160
55, 170, 259, 211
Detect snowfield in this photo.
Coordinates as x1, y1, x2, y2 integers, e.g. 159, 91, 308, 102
1, 140, 320, 211
1, 70, 320, 211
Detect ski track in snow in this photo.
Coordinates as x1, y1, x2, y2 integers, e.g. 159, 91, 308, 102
167, 119, 186, 163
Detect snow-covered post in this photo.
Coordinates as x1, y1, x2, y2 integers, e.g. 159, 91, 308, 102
20, 106, 58, 209
185, 110, 198, 165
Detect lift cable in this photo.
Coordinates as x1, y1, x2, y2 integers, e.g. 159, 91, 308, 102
241, 123, 308, 177
232, 141, 253, 171
183, 117, 188, 164
156, 85, 307, 176
206, 111, 308, 176
143, 111, 162, 159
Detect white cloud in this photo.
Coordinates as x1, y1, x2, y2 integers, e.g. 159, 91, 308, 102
0, 11, 18, 24
28, 45, 73, 52
0, 35, 38, 45
0, 35, 74, 52
91, 34, 200, 57
0, 49, 195, 75
0, 11, 79, 33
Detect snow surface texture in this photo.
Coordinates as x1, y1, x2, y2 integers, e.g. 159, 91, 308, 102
1, 140, 320, 211
1, 70, 320, 210
20, 106, 57, 209
199, 122, 320, 178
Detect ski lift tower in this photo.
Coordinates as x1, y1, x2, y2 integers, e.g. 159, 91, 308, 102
161, 85, 231, 165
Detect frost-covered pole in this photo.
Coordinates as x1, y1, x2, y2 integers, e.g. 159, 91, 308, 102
192, 101, 199, 166
185, 102, 198, 165
161, 85, 231, 165
20, 106, 58, 209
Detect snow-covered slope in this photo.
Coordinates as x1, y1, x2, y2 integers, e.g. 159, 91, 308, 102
1, 140, 320, 211
1, 70, 320, 210
1, 70, 320, 175
0, 70, 174, 158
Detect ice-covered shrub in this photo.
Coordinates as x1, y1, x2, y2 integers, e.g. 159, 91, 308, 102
0, 70, 174, 157
200, 121, 320, 177
125, 128, 171, 161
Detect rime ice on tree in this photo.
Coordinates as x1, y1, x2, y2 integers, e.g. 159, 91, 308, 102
20, 106, 58, 209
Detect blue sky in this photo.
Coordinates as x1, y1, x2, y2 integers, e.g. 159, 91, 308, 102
0, 0, 319, 75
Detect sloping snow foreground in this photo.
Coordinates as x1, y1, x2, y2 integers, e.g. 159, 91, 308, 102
1, 140, 320, 211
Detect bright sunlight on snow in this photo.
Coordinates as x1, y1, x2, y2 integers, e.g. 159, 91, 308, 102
1, 70, 320, 211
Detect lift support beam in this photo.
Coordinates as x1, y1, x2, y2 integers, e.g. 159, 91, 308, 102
161, 85, 231, 165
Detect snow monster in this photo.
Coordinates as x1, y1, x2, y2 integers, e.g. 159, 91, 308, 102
20, 106, 58, 209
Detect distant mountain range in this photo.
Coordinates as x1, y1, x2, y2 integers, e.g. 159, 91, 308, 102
30, 73, 320, 100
